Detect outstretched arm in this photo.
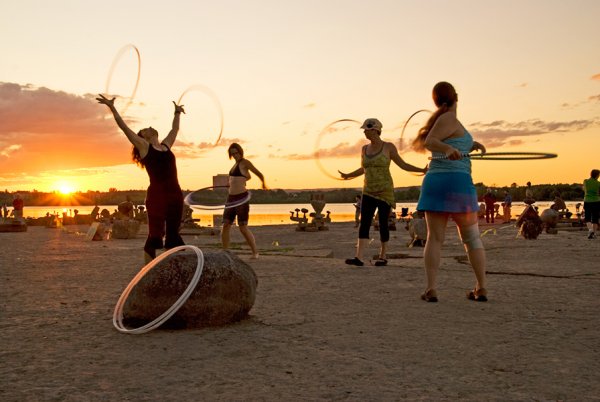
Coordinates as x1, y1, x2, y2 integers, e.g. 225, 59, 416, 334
163, 101, 185, 149
388, 143, 428, 173
339, 167, 364, 180
96, 94, 145, 149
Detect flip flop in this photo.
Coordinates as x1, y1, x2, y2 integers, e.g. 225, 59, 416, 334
467, 288, 488, 302
345, 257, 364, 266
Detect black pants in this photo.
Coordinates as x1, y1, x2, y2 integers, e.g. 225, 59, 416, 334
358, 194, 391, 242
144, 190, 184, 258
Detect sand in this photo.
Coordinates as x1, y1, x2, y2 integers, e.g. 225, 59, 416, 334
1, 220, 599, 401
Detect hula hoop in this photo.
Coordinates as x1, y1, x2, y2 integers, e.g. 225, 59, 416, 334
314, 119, 361, 181
399, 109, 432, 151
429, 152, 558, 160
113, 245, 204, 334
104, 44, 141, 115
184, 186, 252, 210
177, 85, 224, 146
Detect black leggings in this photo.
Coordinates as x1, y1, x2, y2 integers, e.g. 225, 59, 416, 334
144, 191, 184, 259
358, 194, 391, 242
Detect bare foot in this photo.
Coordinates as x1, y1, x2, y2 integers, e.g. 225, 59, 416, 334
250, 253, 259, 260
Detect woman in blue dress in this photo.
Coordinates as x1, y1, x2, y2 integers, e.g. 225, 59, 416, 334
413, 82, 488, 303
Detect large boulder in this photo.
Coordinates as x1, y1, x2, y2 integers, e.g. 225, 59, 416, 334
123, 250, 257, 329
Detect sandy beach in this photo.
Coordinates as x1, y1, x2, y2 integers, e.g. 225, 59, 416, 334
1, 220, 599, 401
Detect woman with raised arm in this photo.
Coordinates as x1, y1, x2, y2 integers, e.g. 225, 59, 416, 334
340, 118, 427, 267
413, 81, 488, 303
97, 94, 186, 263
221, 143, 267, 259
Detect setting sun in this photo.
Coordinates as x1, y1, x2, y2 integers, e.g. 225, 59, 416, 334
56, 181, 74, 195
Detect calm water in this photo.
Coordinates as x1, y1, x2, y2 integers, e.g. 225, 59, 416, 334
16, 201, 583, 226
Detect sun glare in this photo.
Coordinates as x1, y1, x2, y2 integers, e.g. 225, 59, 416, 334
56, 182, 75, 195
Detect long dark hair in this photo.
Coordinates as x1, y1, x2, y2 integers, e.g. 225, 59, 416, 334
412, 81, 458, 152
132, 132, 146, 168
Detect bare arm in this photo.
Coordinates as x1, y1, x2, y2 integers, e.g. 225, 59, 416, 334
339, 167, 364, 180
471, 140, 487, 154
387, 143, 428, 173
162, 101, 185, 149
241, 160, 268, 190
96, 94, 146, 151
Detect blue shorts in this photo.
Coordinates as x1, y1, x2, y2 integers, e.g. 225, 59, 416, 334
417, 172, 479, 213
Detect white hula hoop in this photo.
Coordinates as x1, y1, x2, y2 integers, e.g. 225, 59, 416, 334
184, 187, 252, 211
113, 245, 204, 334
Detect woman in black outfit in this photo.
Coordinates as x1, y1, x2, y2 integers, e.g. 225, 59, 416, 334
97, 94, 185, 263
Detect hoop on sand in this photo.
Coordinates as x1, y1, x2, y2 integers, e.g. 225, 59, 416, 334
177, 85, 224, 146
399, 109, 432, 151
429, 152, 558, 160
104, 44, 141, 115
113, 245, 204, 334
315, 119, 361, 181
184, 186, 252, 210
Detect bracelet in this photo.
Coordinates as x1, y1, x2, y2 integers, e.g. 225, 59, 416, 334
175, 111, 181, 115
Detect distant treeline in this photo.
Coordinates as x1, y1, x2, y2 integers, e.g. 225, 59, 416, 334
0, 183, 586, 207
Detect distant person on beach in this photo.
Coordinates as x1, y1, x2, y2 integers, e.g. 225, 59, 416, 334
339, 118, 427, 267
12, 194, 24, 220
97, 94, 186, 263
524, 181, 535, 205
412, 81, 488, 303
353, 194, 362, 228
583, 169, 599, 239
221, 143, 267, 259
552, 192, 567, 213
2, 204, 8, 218
117, 196, 135, 219
502, 190, 512, 223
483, 188, 497, 223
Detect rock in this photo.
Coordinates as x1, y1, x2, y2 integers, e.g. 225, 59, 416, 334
123, 250, 257, 329
407, 218, 427, 247
540, 208, 559, 231
111, 219, 141, 239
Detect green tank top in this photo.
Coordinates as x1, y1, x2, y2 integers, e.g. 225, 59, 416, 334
584, 178, 600, 202
361, 144, 395, 207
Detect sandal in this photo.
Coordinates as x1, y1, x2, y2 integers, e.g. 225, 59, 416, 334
374, 258, 388, 266
345, 257, 364, 266
467, 288, 488, 302
420, 289, 438, 303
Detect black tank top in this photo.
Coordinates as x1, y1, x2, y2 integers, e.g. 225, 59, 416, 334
143, 144, 181, 192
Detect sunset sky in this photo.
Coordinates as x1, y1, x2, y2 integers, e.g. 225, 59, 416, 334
1, 0, 599, 193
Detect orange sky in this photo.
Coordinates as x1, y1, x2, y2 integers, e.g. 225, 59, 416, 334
1, 1, 599, 193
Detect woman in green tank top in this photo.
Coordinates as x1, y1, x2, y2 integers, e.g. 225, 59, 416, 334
339, 118, 427, 266
583, 169, 599, 239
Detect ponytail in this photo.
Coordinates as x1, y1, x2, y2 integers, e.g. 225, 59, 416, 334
412, 81, 458, 152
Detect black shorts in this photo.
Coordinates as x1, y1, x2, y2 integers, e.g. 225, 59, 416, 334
222, 192, 250, 225
584, 201, 600, 224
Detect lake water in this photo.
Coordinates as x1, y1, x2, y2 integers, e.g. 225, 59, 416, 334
15, 201, 583, 227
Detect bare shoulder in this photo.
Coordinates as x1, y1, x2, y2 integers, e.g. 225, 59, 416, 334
432, 111, 461, 135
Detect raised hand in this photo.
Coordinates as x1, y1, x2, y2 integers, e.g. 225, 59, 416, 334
96, 94, 115, 107
172, 101, 185, 114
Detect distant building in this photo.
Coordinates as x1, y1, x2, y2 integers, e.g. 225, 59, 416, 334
213, 174, 229, 188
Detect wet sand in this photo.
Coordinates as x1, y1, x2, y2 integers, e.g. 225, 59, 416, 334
1, 221, 599, 401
